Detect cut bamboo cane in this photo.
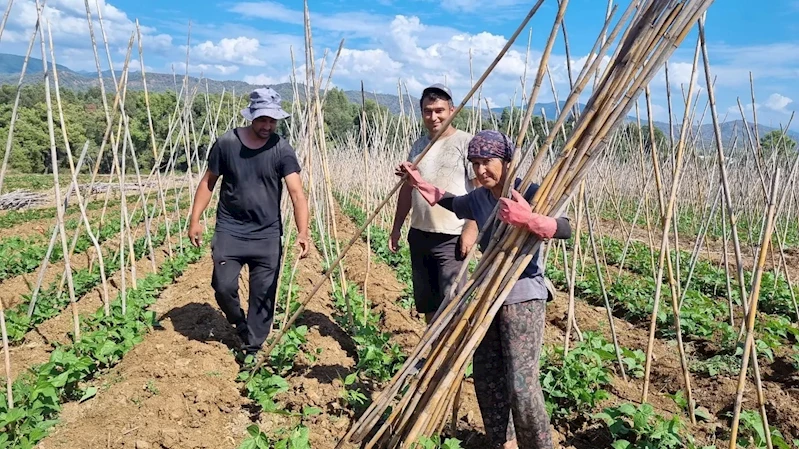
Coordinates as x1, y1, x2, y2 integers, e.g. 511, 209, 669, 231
0, 297, 11, 408
0, 0, 45, 196
728, 169, 781, 449
37, 8, 80, 341
697, 17, 773, 445
564, 180, 586, 353
583, 188, 627, 380
46, 20, 111, 313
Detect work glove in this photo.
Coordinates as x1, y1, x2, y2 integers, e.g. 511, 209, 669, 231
498, 189, 557, 239
396, 161, 445, 206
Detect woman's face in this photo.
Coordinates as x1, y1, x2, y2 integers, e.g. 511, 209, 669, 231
471, 157, 506, 189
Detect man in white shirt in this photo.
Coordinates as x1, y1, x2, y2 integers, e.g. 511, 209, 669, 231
390, 84, 478, 323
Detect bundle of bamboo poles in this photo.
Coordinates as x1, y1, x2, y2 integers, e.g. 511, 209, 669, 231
337, 1, 715, 447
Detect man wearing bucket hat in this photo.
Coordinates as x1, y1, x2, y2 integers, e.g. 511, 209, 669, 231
189, 87, 309, 357
389, 83, 479, 324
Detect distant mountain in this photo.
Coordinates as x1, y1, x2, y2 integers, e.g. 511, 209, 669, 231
630, 119, 799, 150
489, 100, 586, 120
0, 53, 75, 77
2, 52, 797, 147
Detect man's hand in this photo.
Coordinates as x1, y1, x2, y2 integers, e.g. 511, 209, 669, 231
188, 220, 204, 247
296, 232, 310, 258
389, 229, 402, 253
459, 221, 477, 258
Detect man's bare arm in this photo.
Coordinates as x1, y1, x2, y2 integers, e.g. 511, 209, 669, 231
188, 170, 219, 246
285, 172, 310, 258
390, 182, 413, 252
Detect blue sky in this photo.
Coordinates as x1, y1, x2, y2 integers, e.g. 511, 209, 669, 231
3, 0, 799, 130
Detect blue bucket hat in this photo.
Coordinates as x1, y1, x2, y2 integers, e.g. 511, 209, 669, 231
241, 87, 290, 121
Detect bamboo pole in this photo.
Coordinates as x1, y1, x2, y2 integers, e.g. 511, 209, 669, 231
37, 7, 80, 340
46, 19, 111, 313
0, 0, 45, 196
136, 19, 173, 259
641, 35, 701, 423
583, 188, 627, 380
0, 296, 11, 408
564, 180, 585, 353
697, 17, 772, 445
0, 0, 13, 43
728, 169, 780, 449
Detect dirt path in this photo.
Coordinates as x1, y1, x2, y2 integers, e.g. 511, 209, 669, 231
36, 249, 254, 449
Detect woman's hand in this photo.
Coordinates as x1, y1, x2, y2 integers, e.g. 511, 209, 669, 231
498, 189, 557, 239
395, 162, 445, 206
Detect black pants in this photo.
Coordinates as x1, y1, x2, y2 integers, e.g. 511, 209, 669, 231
407, 227, 466, 315
473, 299, 552, 449
210, 232, 282, 353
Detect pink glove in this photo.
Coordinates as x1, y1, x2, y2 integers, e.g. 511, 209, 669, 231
498, 189, 557, 239
397, 162, 446, 206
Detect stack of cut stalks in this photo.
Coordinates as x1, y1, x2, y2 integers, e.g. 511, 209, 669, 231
338, 1, 715, 447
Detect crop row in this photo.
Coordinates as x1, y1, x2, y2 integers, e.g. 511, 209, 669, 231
0, 231, 207, 448
2, 202, 186, 344
548, 236, 799, 380
599, 199, 799, 250
0, 191, 186, 282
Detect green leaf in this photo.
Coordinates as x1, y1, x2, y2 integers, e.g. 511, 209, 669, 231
611, 440, 631, 449
302, 406, 322, 417
695, 406, 712, 422
246, 425, 262, 439
79, 387, 98, 403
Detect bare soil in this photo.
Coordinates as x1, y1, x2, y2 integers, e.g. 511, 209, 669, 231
25, 206, 799, 449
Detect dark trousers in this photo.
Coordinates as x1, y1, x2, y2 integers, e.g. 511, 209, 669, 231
210, 232, 282, 353
473, 299, 552, 449
407, 227, 467, 315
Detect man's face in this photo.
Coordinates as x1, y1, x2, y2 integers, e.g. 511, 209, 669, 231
421, 97, 454, 135
251, 116, 278, 138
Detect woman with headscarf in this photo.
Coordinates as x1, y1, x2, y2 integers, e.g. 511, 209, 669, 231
396, 130, 571, 449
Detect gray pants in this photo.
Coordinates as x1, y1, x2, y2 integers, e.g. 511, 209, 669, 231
210, 232, 281, 353
473, 299, 552, 449
407, 227, 467, 315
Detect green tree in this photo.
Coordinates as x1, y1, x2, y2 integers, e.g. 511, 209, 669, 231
760, 129, 797, 158
323, 88, 357, 139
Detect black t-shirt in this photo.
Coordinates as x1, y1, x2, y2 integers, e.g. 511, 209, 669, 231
206, 129, 301, 239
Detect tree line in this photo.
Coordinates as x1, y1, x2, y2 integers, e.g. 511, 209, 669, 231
0, 83, 794, 176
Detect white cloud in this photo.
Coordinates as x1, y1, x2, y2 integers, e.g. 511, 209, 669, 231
173, 62, 240, 76
190, 37, 266, 66
765, 93, 793, 113
243, 73, 291, 85
2, 0, 173, 71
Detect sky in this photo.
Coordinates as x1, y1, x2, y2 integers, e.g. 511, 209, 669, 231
2, 0, 799, 130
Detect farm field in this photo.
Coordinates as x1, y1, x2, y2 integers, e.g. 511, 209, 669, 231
2, 1, 799, 449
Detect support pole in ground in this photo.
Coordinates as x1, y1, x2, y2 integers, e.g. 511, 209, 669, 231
0, 297, 12, 408
698, 16, 773, 445
728, 170, 780, 449
583, 188, 627, 380
47, 20, 111, 314
37, 7, 80, 341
